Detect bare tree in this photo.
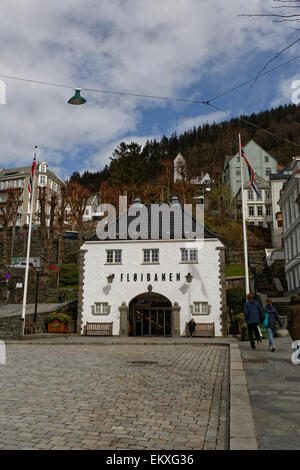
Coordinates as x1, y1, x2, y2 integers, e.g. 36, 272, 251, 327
0, 188, 22, 265
37, 186, 58, 274
66, 181, 90, 263
240, 1, 300, 82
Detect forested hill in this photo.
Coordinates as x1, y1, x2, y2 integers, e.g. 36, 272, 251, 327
70, 103, 300, 192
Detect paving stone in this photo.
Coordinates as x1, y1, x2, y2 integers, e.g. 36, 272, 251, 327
0, 344, 230, 450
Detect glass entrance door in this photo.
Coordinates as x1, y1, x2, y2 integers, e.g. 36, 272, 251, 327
133, 308, 171, 336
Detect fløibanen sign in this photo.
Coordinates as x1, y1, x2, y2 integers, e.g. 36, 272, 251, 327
119, 272, 181, 282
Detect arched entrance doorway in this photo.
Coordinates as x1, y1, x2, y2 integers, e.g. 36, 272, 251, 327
129, 292, 172, 336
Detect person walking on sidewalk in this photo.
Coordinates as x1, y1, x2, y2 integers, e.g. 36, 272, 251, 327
264, 298, 283, 352
243, 293, 265, 350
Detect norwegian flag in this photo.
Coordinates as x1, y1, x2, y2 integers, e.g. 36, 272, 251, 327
28, 147, 37, 195
241, 146, 261, 199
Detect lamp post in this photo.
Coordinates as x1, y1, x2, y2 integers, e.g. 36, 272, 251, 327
34, 267, 42, 324
249, 262, 259, 299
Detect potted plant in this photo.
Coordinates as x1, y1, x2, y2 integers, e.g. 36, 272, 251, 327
45, 312, 72, 333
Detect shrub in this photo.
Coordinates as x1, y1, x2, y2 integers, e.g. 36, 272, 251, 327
227, 287, 246, 316
59, 263, 79, 287
45, 312, 72, 324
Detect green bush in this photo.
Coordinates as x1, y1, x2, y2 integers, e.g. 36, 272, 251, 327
227, 287, 246, 316
45, 312, 72, 324
59, 263, 79, 287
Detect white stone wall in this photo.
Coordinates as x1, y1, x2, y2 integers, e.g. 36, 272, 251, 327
80, 238, 224, 336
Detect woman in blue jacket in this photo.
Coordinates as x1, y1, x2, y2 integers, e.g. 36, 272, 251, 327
264, 298, 283, 352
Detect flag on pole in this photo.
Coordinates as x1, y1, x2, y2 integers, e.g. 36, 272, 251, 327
28, 148, 37, 195
241, 146, 261, 199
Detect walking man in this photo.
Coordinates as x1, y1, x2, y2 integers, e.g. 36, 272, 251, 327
243, 293, 265, 350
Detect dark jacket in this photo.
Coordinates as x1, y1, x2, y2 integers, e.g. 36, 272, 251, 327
287, 295, 300, 341
188, 320, 196, 332
265, 304, 283, 330
243, 300, 265, 325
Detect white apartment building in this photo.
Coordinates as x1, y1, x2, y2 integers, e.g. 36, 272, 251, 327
278, 157, 300, 294
236, 174, 272, 228
0, 160, 63, 227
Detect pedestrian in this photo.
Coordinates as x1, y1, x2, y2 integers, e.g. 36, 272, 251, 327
243, 293, 265, 350
263, 298, 283, 352
187, 318, 196, 338
287, 294, 300, 342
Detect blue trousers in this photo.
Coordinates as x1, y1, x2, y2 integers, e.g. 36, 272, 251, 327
267, 327, 275, 347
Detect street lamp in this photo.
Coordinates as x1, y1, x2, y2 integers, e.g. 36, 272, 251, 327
68, 88, 86, 105
249, 262, 259, 299
107, 274, 115, 284
34, 267, 42, 324
185, 273, 193, 283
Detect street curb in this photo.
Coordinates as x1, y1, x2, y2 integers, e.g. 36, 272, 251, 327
229, 343, 258, 450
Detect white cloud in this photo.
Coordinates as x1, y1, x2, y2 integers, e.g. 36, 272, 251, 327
173, 111, 227, 135
86, 134, 160, 173
0, 0, 293, 177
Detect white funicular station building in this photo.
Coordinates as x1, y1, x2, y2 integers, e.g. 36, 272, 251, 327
77, 197, 226, 337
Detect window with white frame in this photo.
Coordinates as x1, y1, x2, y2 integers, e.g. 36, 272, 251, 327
193, 302, 210, 314
257, 205, 263, 216
39, 164, 46, 173
39, 175, 46, 185
94, 302, 109, 315
248, 190, 254, 200
248, 206, 255, 217
265, 156, 269, 163
106, 249, 122, 263
143, 249, 159, 263
181, 248, 198, 263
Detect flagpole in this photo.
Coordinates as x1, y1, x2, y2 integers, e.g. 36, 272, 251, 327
239, 134, 250, 295
21, 146, 37, 335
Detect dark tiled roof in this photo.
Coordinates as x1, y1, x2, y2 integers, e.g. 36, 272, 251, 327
86, 199, 218, 241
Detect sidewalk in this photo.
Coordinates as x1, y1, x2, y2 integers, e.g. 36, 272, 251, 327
239, 336, 300, 450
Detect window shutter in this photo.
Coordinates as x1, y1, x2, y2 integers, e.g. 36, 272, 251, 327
108, 305, 111, 314
208, 304, 211, 314
91, 305, 95, 315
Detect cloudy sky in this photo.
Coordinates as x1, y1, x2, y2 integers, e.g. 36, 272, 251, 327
0, 0, 298, 180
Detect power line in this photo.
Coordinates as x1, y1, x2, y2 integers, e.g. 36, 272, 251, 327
0, 73, 203, 105
203, 53, 300, 103
1, 51, 300, 106
2, 58, 300, 149
203, 101, 300, 149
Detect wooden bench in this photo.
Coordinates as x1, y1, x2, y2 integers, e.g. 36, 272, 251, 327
83, 322, 113, 336
25, 321, 36, 335
186, 322, 215, 337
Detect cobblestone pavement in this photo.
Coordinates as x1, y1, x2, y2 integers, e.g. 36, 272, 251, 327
239, 337, 300, 450
0, 344, 229, 450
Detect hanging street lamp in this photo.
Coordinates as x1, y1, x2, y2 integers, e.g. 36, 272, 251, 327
68, 88, 86, 105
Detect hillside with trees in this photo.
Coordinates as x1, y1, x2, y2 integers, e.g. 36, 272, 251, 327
70, 102, 300, 192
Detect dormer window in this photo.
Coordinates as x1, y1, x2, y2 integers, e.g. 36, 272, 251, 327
39, 162, 47, 173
